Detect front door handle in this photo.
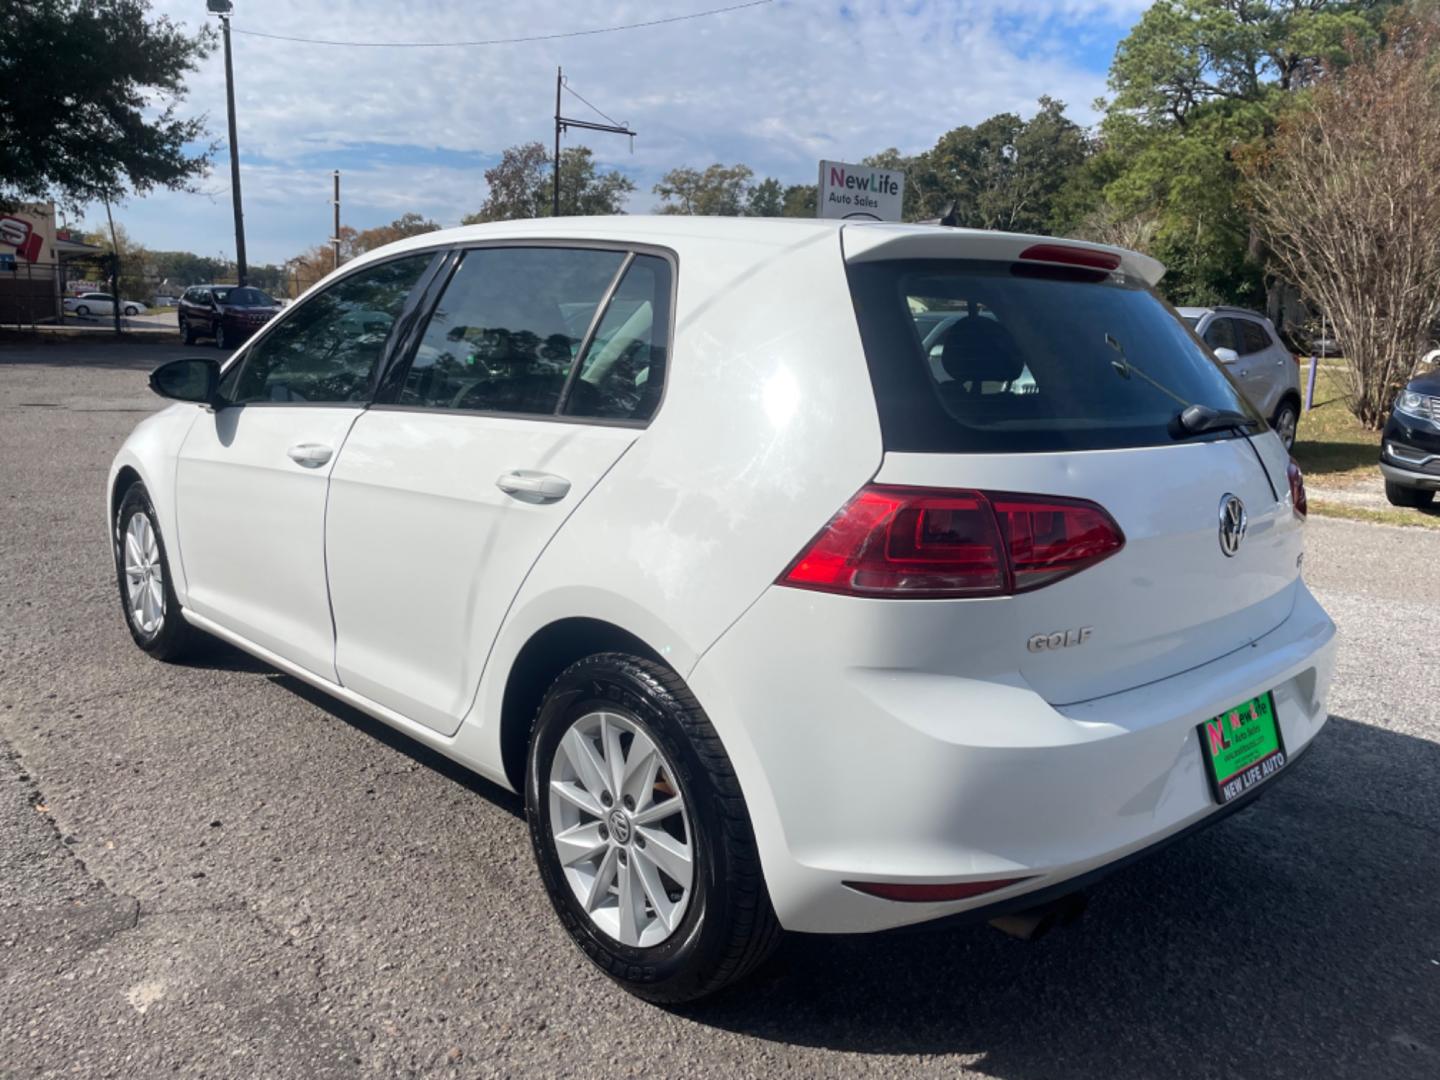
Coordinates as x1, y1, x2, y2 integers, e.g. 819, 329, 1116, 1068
496, 470, 571, 501
287, 443, 334, 468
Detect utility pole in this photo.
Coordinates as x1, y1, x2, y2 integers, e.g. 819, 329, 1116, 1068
331, 170, 341, 270
209, 1, 248, 286
552, 67, 636, 218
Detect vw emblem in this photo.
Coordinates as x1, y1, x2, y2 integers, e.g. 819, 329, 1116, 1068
607, 809, 632, 845
1218, 494, 1248, 557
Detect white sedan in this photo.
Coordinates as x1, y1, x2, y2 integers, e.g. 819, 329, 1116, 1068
64, 292, 147, 317
108, 216, 1336, 1003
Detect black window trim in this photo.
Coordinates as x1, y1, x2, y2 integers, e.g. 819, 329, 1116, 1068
214, 248, 449, 410
368, 237, 678, 430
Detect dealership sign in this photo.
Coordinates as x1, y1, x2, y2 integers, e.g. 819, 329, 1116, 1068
817, 160, 905, 222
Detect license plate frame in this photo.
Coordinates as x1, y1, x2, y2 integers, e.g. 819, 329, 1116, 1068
1196, 691, 1287, 805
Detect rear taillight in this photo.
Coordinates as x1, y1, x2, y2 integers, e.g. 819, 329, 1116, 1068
1287, 459, 1308, 518
1018, 242, 1122, 272
779, 486, 1125, 599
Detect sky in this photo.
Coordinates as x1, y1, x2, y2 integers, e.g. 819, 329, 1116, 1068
85, 0, 1151, 265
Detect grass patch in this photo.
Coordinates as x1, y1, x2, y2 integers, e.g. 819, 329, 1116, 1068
1308, 498, 1440, 530
1291, 364, 1382, 486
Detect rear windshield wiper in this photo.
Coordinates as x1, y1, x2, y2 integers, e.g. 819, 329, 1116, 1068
1169, 403, 1262, 440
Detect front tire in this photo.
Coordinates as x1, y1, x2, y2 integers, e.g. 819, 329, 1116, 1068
1385, 481, 1435, 509
526, 653, 781, 1003
180, 317, 195, 346
114, 483, 206, 660
215, 322, 228, 351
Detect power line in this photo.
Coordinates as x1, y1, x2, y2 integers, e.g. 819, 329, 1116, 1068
231, 1, 772, 48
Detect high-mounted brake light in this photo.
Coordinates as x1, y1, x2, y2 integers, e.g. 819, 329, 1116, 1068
1018, 243, 1122, 272
1287, 459, 1308, 519
779, 486, 1125, 599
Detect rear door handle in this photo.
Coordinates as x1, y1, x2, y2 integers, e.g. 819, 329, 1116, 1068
496, 470, 571, 501
287, 443, 334, 468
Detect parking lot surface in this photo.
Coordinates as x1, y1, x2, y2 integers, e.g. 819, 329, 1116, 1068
2, 340, 1438, 1078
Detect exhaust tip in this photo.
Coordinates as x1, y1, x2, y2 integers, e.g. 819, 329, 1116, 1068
988, 892, 1087, 942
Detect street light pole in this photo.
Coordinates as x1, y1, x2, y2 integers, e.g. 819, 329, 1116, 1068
210, 1, 248, 286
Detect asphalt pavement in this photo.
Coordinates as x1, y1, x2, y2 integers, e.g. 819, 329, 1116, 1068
2, 339, 1438, 1079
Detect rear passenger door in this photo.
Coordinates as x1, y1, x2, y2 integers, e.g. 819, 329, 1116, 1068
324, 245, 674, 734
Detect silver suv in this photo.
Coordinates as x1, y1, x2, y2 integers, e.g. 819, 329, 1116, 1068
1179, 307, 1301, 449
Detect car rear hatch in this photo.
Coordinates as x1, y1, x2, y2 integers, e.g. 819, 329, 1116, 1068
829, 227, 1304, 705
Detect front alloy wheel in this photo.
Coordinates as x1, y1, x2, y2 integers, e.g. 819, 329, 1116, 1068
122, 511, 166, 635
113, 482, 205, 660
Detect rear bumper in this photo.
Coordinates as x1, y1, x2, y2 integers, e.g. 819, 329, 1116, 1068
687, 584, 1337, 934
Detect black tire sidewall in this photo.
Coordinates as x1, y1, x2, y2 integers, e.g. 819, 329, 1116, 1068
215, 324, 227, 350
526, 657, 740, 997
114, 484, 187, 655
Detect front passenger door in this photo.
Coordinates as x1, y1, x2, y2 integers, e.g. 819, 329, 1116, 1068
173, 253, 435, 679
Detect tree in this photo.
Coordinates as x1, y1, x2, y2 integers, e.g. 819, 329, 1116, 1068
463, 143, 634, 223
0, 0, 213, 208
352, 212, 440, 254
1240, 11, 1440, 426
1096, 0, 1399, 305
653, 164, 754, 215
781, 183, 817, 218
83, 221, 151, 302
746, 177, 786, 217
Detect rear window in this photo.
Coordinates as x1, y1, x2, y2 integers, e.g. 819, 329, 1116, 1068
847, 259, 1257, 453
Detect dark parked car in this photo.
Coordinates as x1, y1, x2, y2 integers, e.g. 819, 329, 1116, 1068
1380, 368, 1440, 508
178, 285, 283, 350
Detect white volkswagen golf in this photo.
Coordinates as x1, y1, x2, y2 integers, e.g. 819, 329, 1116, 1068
109, 217, 1336, 1002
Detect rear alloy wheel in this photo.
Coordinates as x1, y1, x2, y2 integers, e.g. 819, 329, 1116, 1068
123, 304, 139, 316
75, 304, 89, 317
1272, 400, 1299, 451
1385, 481, 1436, 509
114, 483, 205, 660
526, 653, 781, 1003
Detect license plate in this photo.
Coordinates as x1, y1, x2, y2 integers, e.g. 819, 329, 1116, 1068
1196, 692, 1287, 805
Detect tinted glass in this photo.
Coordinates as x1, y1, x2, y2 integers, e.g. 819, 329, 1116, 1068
847, 259, 1255, 453
224, 287, 276, 307
399, 246, 625, 414
230, 254, 431, 404
1203, 318, 1238, 352
563, 254, 671, 422
1239, 320, 1272, 355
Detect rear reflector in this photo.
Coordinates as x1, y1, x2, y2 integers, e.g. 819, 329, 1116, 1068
845, 878, 1032, 903
1018, 242, 1122, 272
779, 486, 1124, 599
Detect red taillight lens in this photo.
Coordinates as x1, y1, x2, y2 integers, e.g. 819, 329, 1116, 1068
1287, 459, 1308, 518
779, 486, 1124, 599
844, 878, 1032, 903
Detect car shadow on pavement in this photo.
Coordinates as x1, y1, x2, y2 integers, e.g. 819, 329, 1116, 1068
679, 715, 1440, 1079
267, 672, 526, 821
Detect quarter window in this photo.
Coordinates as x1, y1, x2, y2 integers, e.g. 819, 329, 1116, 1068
398, 247, 626, 415
562, 254, 672, 422
229, 254, 431, 405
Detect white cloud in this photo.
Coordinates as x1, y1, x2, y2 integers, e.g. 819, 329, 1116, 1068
98, 0, 1148, 261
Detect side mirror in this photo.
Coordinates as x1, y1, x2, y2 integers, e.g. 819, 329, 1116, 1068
149, 358, 221, 406
1213, 347, 1240, 365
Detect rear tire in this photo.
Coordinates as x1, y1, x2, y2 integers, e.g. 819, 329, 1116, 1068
123, 304, 139, 316
75, 304, 89, 317
1385, 481, 1435, 509
1272, 400, 1299, 451
526, 653, 782, 1003
114, 483, 206, 661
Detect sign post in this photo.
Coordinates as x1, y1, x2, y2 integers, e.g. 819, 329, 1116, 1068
818, 160, 905, 222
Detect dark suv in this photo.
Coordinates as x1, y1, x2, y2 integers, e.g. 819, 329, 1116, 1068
177, 285, 283, 351
1380, 366, 1440, 508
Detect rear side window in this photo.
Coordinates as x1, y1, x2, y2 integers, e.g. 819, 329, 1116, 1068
399, 247, 626, 415
563, 254, 672, 422
847, 259, 1256, 453
1239, 320, 1273, 355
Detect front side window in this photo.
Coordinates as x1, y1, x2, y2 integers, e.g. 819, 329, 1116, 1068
1239, 320, 1272, 355
229, 253, 431, 405
563, 254, 672, 422
398, 246, 626, 415
847, 259, 1256, 453
1203, 318, 1238, 353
